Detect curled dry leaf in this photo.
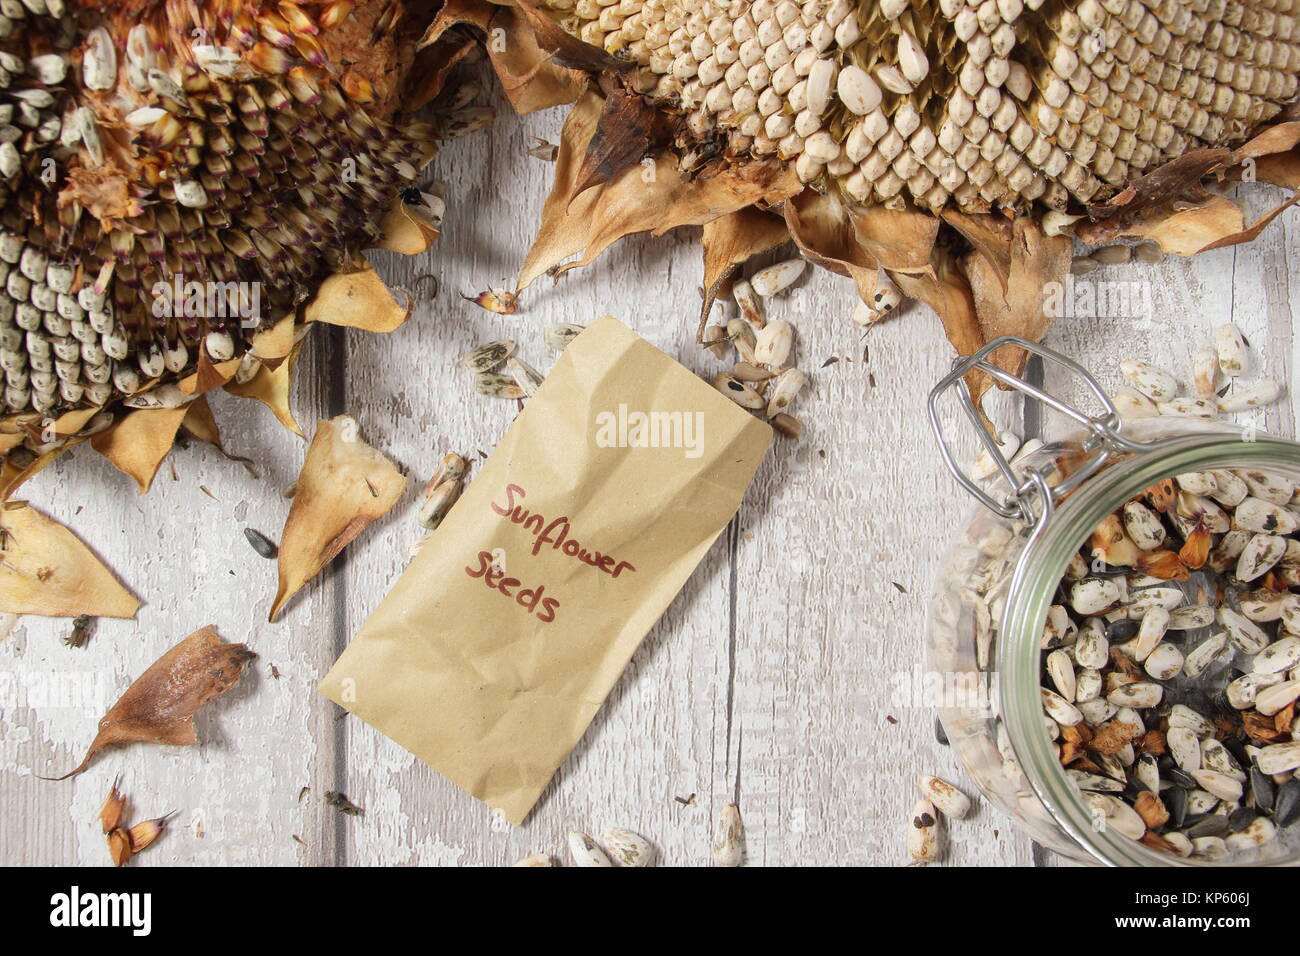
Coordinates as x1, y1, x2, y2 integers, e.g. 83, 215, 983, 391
699, 207, 791, 335
305, 260, 413, 334
467, 290, 520, 314
91, 406, 192, 494
517, 91, 799, 291
0, 503, 139, 619
270, 416, 407, 621
51, 626, 254, 780
374, 200, 441, 256
226, 345, 304, 437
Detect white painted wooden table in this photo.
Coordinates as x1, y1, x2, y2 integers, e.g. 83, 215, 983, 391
2, 78, 1297, 867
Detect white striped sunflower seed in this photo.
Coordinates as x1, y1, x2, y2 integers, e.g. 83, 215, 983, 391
727, 318, 758, 363
712, 372, 764, 409
1041, 687, 1082, 726
749, 259, 805, 296
1236, 533, 1286, 582
544, 323, 585, 351
568, 830, 613, 867
1219, 608, 1271, 655
1113, 386, 1158, 420
916, 775, 972, 820
506, 356, 544, 397
461, 338, 516, 373
1192, 770, 1243, 802
600, 827, 655, 867
753, 319, 793, 366
1119, 359, 1179, 402
1158, 397, 1217, 418
1256, 680, 1300, 717
1106, 681, 1163, 709
1256, 741, 1300, 775
1143, 642, 1184, 681
474, 371, 525, 399
1218, 379, 1281, 412
1069, 578, 1121, 616
1183, 632, 1229, 679
1046, 648, 1075, 701
1215, 323, 1249, 376
712, 802, 744, 867
907, 797, 942, 862
765, 367, 805, 418
1192, 346, 1219, 399
1167, 727, 1201, 773
1168, 604, 1214, 629
1255, 638, 1300, 675
732, 278, 765, 329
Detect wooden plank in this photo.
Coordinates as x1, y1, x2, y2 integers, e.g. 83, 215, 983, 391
0, 331, 342, 865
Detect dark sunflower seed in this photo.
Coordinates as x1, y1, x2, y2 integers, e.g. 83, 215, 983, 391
1186, 814, 1229, 838
1251, 767, 1276, 814
243, 527, 278, 559
1274, 779, 1300, 828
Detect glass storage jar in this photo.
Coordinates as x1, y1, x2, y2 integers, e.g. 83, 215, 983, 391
927, 337, 1300, 866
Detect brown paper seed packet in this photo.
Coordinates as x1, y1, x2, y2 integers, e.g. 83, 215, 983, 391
319, 316, 771, 823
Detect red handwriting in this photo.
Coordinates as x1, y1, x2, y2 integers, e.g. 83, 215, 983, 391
490, 483, 637, 579
465, 551, 560, 623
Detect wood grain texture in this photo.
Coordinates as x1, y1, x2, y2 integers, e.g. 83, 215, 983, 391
0, 75, 1295, 866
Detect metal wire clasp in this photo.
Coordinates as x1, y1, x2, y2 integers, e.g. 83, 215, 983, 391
928, 336, 1153, 535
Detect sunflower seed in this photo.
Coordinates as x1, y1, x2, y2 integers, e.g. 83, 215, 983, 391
1144, 642, 1184, 680
1119, 359, 1178, 402
765, 367, 805, 418
712, 802, 744, 866
1192, 347, 1219, 399
1215, 323, 1249, 376
713, 372, 764, 409
907, 797, 942, 861
753, 319, 793, 366
544, 323, 585, 352
1041, 687, 1083, 725
1219, 379, 1282, 412
461, 339, 516, 373
916, 775, 971, 820
1183, 632, 1230, 679
511, 853, 555, 867
600, 827, 655, 866
243, 528, 278, 559
1220, 608, 1271, 655
732, 279, 765, 329
474, 371, 525, 399
1256, 680, 1300, 716
1257, 742, 1300, 776
1193, 770, 1244, 802
417, 478, 461, 531
506, 356, 544, 397
749, 259, 805, 297
568, 830, 613, 867
1107, 681, 1163, 708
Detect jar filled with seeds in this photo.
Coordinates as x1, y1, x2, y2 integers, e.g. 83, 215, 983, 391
928, 337, 1300, 866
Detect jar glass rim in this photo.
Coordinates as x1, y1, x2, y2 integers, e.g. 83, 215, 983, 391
1000, 428, 1300, 866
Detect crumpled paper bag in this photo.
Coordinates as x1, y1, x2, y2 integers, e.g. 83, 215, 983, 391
319, 316, 771, 823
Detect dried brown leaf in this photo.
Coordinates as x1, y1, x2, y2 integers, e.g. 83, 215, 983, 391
51, 625, 254, 779
0, 503, 139, 619
180, 395, 221, 447
91, 406, 190, 494
271, 416, 407, 621
225, 344, 303, 437
782, 189, 882, 304
374, 200, 441, 255
518, 92, 799, 290
305, 260, 412, 333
